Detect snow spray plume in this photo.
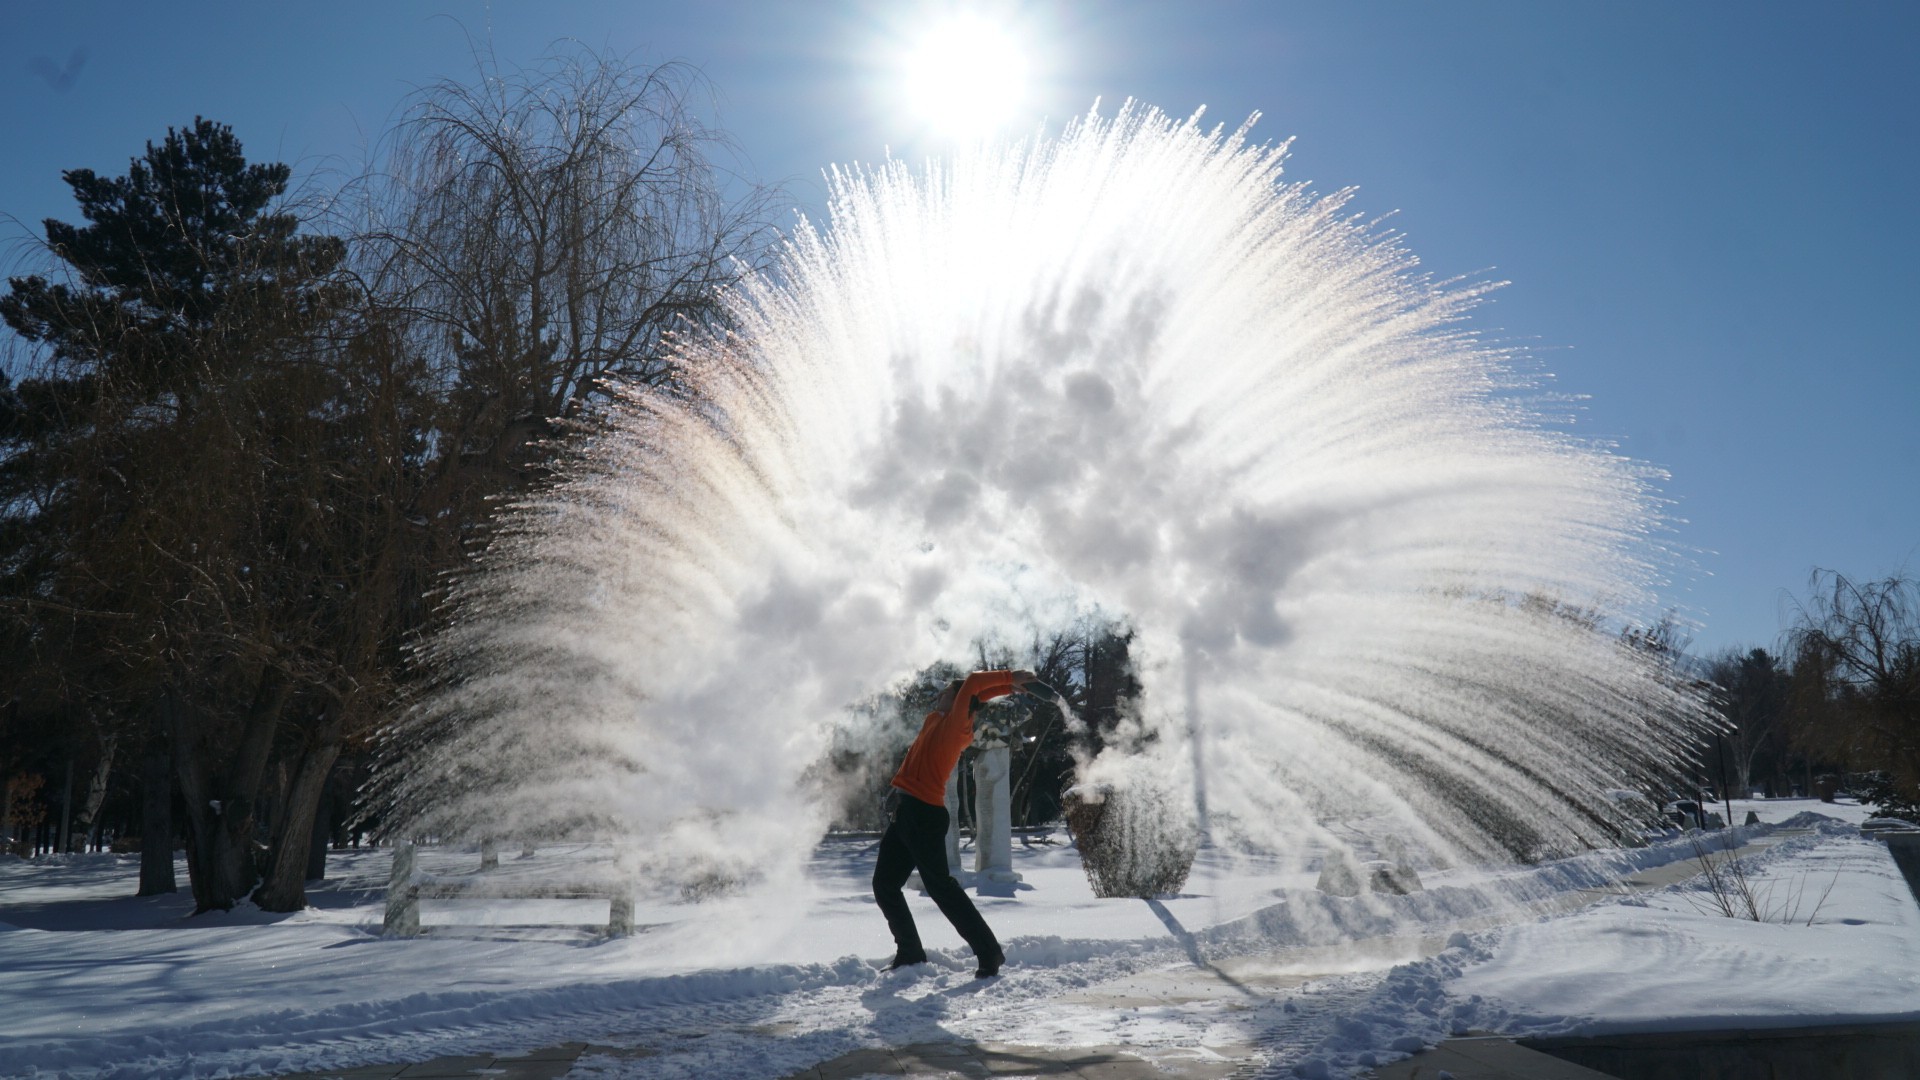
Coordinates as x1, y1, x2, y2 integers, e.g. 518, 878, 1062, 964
366, 104, 1713, 896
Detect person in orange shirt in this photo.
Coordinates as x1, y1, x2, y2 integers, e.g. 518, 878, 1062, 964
875, 667, 1036, 978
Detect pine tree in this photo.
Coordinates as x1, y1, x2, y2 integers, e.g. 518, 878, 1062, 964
2, 118, 349, 910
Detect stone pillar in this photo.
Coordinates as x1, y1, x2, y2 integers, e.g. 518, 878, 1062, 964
972, 742, 1022, 883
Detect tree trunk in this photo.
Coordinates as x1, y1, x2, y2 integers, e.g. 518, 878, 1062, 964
57, 757, 73, 854
137, 704, 177, 894
72, 734, 118, 851
305, 771, 333, 882
252, 721, 341, 912
1734, 744, 1762, 800
174, 672, 289, 912
0, 774, 13, 856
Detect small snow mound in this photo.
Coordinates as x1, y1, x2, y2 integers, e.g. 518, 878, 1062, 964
1778, 810, 1845, 829
999, 934, 1150, 969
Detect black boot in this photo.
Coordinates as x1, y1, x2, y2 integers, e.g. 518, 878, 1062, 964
888, 950, 928, 971
974, 944, 1005, 978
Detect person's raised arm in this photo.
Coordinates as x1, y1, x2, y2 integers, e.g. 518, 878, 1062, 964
959, 669, 1035, 707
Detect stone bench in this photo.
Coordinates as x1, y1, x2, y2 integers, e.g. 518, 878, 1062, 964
382, 841, 634, 936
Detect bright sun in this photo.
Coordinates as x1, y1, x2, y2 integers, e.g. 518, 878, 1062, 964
898, 11, 1031, 141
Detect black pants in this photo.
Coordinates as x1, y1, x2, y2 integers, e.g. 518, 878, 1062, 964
872, 792, 1000, 960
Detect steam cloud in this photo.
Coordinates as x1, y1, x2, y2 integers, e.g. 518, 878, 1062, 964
367, 105, 1711, 894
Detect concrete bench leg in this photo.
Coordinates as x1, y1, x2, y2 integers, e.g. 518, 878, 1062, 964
608, 892, 634, 936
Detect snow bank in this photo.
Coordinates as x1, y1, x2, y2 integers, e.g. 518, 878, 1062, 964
1448, 829, 1920, 1036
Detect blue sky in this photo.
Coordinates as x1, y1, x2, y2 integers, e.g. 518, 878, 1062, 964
3, 1, 1914, 658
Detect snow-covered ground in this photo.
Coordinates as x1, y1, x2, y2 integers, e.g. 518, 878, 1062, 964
2, 797, 1915, 1079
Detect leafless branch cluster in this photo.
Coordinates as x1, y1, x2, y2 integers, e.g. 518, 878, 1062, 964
1686, 834, 1838, 926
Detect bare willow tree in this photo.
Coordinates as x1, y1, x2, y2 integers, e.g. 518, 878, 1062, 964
1786, 570, 1920, 796
356, 48, 781, 546
351, 48, 781, 839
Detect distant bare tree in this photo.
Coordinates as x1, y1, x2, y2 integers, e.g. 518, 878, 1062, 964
1703, 647, 1790, 797
1786, 570, 1920, 796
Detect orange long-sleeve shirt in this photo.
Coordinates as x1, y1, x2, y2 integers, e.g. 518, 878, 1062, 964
890, 670, 1019, 806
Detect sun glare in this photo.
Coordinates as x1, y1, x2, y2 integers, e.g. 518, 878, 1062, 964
899, 11, 1031, 141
